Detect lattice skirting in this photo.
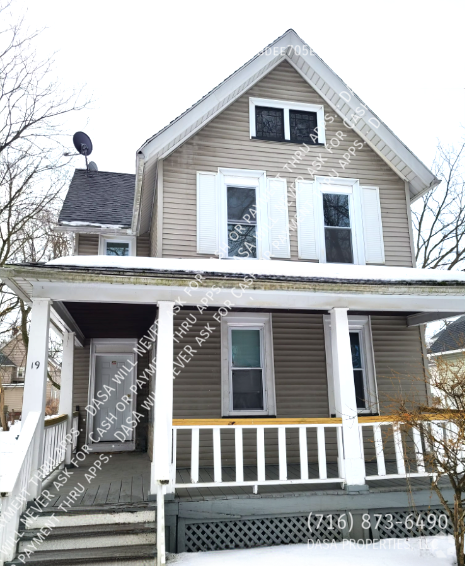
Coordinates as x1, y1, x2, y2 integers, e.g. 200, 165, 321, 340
181, 508, 452, 552
183, 513, 344, 552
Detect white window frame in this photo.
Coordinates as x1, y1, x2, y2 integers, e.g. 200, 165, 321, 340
221, 313, 276, 417
323, 315, 378, 415
87, 338, 138, 452
98, 235, 136, 256
249, 97, 326, 144
315, 176, 365, 265
217, 168, 270, 260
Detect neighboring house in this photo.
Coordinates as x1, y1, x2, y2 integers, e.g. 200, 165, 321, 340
428, 316, 465, 406
1, 30, 465, 566
0, 334, 60, 416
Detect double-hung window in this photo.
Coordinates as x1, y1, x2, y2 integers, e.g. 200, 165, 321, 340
323, 193, 353, 264
221, 313, 276, 416
249, 98, 326, 145
323, 315, 378, 415
295, 176, 386, 265
227, 186, 257, 258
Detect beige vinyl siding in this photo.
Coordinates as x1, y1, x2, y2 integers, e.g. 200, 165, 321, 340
136, 233, 150, 257
372, 315, 428, 411
77, 233, 150, 256
77, 235, 99, 255
173, 311, 333, 467
162, 61, 413, 266
4, 386, 24, 412
73, 343, 91, 449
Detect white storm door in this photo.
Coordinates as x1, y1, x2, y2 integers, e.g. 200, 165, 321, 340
93, 354, 134, 442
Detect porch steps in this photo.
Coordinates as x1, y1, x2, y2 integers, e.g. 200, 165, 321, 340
6, 508, 157, 566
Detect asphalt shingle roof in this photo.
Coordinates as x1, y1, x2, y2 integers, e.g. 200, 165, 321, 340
430, 315, 465, 354
58, 169, 136, 228
0, 352, 16, 366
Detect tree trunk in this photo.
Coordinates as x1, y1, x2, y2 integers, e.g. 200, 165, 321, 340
0, 382, 8, 431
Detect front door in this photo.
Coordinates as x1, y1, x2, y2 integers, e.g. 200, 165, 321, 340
93, 354, 134, 442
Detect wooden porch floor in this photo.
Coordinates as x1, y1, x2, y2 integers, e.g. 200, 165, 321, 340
42, 453, 433, 508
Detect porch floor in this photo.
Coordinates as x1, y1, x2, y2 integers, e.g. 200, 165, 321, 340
42, 453, 433, 508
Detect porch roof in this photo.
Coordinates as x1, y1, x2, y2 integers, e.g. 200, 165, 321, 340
43, 256, 465, 286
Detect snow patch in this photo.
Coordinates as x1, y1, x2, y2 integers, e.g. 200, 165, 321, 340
45, 255, 465, 284
60, 221, 128, 229
170, 536, 456, 566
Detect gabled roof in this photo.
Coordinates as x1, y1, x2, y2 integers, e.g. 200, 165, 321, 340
430, 315, 465, 354
59, 169, 136, 229
133, 29, 440, 232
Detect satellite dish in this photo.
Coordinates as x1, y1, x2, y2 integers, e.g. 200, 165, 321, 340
88, 161, 98, 172
73, 131, 93, 157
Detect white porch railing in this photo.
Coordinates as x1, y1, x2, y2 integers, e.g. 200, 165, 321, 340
42, 414, 68, 477
359, 417, 445, 480
0, 412, 41, 563
72, 411, 79, 453
172, 418, 345, 489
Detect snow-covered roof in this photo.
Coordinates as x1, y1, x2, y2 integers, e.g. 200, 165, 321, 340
45, 256, 465, 286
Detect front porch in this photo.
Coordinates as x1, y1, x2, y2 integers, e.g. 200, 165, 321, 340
1, 258, 465, 564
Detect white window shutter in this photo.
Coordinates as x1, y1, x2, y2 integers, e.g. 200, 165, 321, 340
267, 178, 290, 258
197, 172, 218, 255
296, 180, 319, 260
360, 186, 385, 264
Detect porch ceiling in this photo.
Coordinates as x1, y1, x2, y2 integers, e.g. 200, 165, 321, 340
63, 302, 157, 339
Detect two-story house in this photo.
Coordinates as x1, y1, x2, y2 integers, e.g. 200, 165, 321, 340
1, 29, 465, 566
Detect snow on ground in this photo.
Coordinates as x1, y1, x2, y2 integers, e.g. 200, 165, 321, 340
169, 536, 456, 566
46, 255, 465, 284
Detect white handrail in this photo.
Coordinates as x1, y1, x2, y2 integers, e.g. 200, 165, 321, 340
0, 412, 41, 564
172, 422, 345, 489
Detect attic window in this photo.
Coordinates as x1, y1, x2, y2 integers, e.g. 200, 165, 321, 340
249, 97, 325, 145
255, 107, 284, 141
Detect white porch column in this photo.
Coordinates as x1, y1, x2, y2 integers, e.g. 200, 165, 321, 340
151, 301, 174, 566
22, 298, 51, 499
59, 331, 75, 465
330, 307, 366, 489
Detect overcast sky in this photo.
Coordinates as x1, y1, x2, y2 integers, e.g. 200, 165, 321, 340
12, 0, 465, 175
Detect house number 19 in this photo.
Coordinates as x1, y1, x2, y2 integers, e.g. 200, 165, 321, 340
31, 361, 40, 369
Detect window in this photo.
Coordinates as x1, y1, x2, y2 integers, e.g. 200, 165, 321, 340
350, 332, 367, 409
221, 313, 276, 416
227, 186, 257, 258
217, 168, 271, 260
323, 193, 353, 263
231, 328, 263, 410
14, 367, 25, 382
255, 106, 284, 141
99, 236, 135, 256
289, 110, 318, 144
323, 315, 378, 415
249, 98, 325, 144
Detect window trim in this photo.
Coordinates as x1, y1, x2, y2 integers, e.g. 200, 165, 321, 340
315, 176, 365, 265
249, 97, 326, 144
221, 313, 276, 417
217, 168, 270, 260
323, 315, 378, 415
98, 235, 136, 256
